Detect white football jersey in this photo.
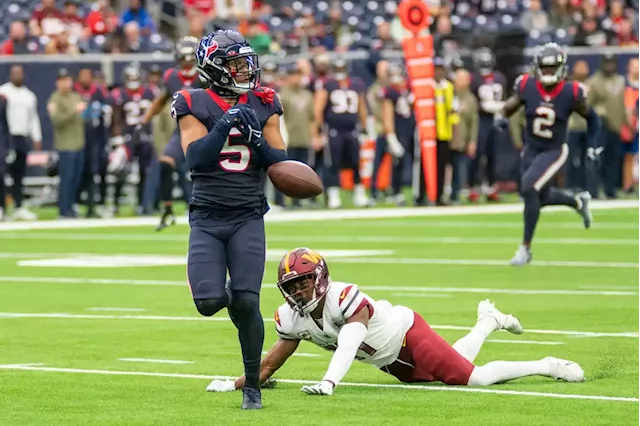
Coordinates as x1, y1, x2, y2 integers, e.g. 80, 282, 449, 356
274, 281, 415, 368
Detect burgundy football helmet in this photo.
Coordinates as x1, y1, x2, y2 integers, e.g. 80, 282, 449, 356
277, 248, 331, 316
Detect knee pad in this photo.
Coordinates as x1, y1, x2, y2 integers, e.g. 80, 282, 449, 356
229, 291, 260, 315
194, 296, 229, 317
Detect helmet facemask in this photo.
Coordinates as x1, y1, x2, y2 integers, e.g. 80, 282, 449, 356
536, 52, 567, 86
278, 264, 331, 317
209, 53, 260, 95
123, 66, 141, 90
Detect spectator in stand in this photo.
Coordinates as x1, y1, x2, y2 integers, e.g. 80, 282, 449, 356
85, 0, 119, 36
44, 26, 80, 54
574, 16, 610, 46
521, 0, 550, 32
1, 22, 40, 55
214, 0, 253, 20
308, 21, 335, 53
188, 14, 206, 38
122, 22, 149, 53
121, 0, 155, 35
617, 19, 640, 45
549, 0, 577, 32
30, 0, 65, 37
63, 0, 85, 41
244, 18, 271, 54
184, 0, 216, 20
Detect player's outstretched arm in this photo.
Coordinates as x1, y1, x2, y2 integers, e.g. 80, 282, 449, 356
141, 89, 170, 125
313, 89, 328, 139
319, 307, 370, 390
573, 87, 601, 149
501, 93, 522, 118
233, 338, 300, 390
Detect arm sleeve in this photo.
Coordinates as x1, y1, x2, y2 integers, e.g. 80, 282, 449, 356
29, 93, 42, 142
321, 322, 368, 386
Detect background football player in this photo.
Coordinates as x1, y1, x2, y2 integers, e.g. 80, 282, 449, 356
207, 248, 584, 395
109, 63, 155, 214
140, 36, 200, 230
496, 43, 599, 266
470, 48, 507, 202
313, 58, 371, 209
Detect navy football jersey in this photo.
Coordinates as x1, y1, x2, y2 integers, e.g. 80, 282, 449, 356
111, 86, 156, 135
163, 68, 200, 97
322, 78, 365, 130
471, 72, 507, 118
171, 87, 283, 218
383, 85, 416, 138
516, 74, 587, 149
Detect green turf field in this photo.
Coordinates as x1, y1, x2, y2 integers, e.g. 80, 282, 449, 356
0, 206, 638, 425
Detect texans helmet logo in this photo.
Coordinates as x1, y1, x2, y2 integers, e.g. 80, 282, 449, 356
204, 41, 219, 59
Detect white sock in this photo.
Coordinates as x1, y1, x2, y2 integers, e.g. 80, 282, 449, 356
467, 359, 551, 386
452, 317, 496, 363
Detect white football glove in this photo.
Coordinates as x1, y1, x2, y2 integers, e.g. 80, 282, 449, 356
300, 380, 334, 396
386, 133, 406, 158
206, 380, 237, 392
107, 145, 130, 174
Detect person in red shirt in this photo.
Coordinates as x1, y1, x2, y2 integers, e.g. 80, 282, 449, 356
1, 21, 40, 55
183, 0, 215, 18
85, 0, 119, 36
30, 0, 65, 37
63, 0, 85, 40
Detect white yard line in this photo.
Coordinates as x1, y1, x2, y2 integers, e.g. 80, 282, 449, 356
391, 293, 453, 298
0, 200, 636, 232
118, 358, 193, 364
0, 364, 636, 403
262, 351, 320, 358
485, 340, 565, 345
284, 221, 639, 230
0, 253, 636, 269
0, 276, 637, 296
0, 312, 636, 338
0, 232, 636, 246
87, 308, 146, 312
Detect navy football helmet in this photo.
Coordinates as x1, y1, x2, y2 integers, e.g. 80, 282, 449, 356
534, 42, 568, 87
196, 30, 260, 96
473, 47, 495, 77
123, 62, 142, 90
388, 62, 406, 85
175, 36, 199, 77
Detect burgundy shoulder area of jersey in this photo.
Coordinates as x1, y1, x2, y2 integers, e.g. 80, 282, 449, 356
338, 285, 375, 320
274, 308, 282, 327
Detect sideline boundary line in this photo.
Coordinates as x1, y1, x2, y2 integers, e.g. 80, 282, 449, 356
0, 200, 636, 232
0, 364, 636, 403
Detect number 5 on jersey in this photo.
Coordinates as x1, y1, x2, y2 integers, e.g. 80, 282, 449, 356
219, 128, 251, 172
532, 106, 556, 139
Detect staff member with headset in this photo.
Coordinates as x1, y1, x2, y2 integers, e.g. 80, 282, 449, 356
47, 68, 86, 218
0, 65, 42, 220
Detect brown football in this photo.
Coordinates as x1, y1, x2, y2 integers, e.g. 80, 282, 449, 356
267, 160, 324, 199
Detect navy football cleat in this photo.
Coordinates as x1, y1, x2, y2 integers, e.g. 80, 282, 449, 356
241, 387, 262, 410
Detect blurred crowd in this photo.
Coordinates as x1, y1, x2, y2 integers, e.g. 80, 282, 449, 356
1, 1, 638, 57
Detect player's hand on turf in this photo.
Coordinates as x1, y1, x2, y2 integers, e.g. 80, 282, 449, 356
493, 116, 509, 132
232, 104, 264, 146
206, 380, 237, 392
300, 380, 334, 396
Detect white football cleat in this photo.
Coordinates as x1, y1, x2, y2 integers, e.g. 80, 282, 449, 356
12, 207, 37, 221
545, 357, 585, 382
477, 299, 523, 335
327, 187, 342, 209
352, 184, 369, 208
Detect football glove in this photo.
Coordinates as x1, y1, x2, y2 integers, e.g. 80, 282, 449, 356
586, 146, 604, 169
206, 380, 236, 392
300, 380, 334, 396
386, 133, 406, 158
233, 104, 264, 146
5, 149, 16, 164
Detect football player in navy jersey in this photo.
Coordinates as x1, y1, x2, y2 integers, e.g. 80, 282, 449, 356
110, 63, 156, 213
171, 30, 287, 410
140, 36, 201, 230
470, 48, 507, 202
313, 58, 370, 208
74, 68, 110, 218
381, 63, 414, 205
496, 43, 600, 266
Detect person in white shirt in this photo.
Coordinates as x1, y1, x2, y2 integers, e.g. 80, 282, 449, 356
0, 65, 42, 221
208, 247, 585, 396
